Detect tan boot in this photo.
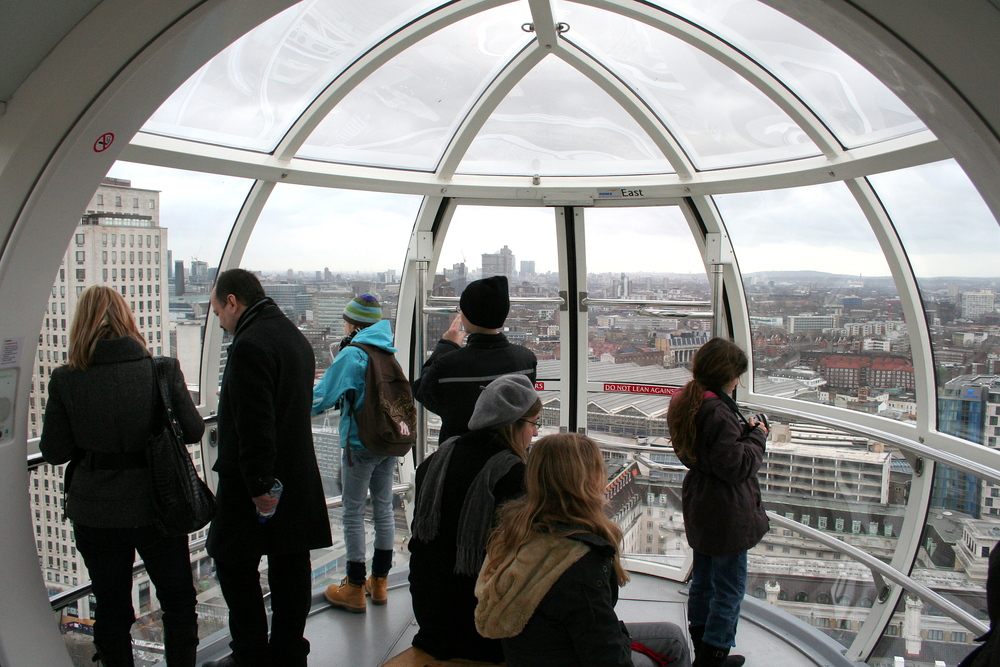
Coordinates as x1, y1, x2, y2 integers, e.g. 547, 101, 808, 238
366, 575, 388, 605
325, 577, 366, 613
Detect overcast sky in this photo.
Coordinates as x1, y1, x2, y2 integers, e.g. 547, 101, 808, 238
108, 158, 999, 279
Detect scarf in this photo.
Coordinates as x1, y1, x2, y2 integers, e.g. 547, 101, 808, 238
411, 433, 522, 575
232, 297, 276, 339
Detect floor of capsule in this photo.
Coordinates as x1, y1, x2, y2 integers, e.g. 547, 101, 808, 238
191, 569, 861, 667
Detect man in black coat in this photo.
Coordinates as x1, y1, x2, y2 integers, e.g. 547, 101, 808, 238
205, 269, 332, 667
413, 275, 537, 443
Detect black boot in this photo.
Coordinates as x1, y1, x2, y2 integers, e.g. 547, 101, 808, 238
689, 625, 705, 655
694, 643, 745, 667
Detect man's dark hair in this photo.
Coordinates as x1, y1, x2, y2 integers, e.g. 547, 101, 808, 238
214, 268, 266, 306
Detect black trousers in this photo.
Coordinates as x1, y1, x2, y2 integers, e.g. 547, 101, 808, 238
75, 523, 198, 667
214, 550, 312, 667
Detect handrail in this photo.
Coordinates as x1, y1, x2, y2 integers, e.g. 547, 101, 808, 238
637, 307, 714, 319
739, 399, 1000, 486
48, 482, 413, 612
767, 512, 988, 636
624, 446, 988, 636
582, 298, 711, 308
27, 449, 44, 471
424, 295, 565, 314
426, 296, 565, 305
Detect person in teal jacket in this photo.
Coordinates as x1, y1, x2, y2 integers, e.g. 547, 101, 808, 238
312, 293, 398, 613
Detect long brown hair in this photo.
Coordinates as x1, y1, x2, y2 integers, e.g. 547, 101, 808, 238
68, 286, 148, 371
495, 398, 543, 461
666, 337, 748, 462
483, 433, 628, 586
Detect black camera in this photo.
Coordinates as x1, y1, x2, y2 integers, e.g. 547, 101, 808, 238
753, 413, 769, 430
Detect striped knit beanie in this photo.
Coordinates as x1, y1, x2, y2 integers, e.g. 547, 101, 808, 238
343, 293, 382, 327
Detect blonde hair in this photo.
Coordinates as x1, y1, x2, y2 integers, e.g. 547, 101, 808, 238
483, 433, 628, 586
68, 286, 148, 371
495, 398, 543, 461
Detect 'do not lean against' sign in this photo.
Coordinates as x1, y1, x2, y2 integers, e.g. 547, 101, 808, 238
531, 382, 681, 395
603, 383, 681, 396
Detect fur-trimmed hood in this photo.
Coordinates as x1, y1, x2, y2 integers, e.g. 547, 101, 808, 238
474, 533, 590, 639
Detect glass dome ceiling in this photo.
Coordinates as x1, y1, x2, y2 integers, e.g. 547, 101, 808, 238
141, 0, 927, 178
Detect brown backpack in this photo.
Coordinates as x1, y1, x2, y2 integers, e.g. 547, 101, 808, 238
346, 342, 417, 459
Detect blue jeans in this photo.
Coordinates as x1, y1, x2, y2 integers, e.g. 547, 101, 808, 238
341, 448, 396, 564
687, 550, 748, 649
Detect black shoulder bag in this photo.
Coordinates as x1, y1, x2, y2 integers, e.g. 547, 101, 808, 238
147, 356, 217, 536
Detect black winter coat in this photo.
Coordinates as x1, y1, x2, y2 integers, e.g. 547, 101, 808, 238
408, 429, 526, 663
40, 337, 205, 528
208, 303, 332, 558
679, 392, 768, 556
501, 532, 632, 667
412, 332, 536, 443
958, 541, 1000, 667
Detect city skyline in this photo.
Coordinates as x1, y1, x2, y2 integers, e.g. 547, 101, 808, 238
107, 159, 1000, 278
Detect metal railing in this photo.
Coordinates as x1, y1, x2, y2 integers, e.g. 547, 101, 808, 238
740, 399, 1000, 487
767, 512, 988, 635
424, 295, 566, 314
581, 298, 711, 308
47, 482, 412, 612
629, 439, 990, 637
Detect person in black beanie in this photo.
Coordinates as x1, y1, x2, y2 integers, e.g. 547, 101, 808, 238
413, 275, 537, 443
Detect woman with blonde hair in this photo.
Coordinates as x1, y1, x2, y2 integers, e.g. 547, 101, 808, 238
409, 374, 541, 663
476, 433, 688, 667
41, 286, 205, 667
666, 337, 769, 667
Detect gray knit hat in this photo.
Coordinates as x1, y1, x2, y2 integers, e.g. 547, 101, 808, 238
468, 374, 538, 430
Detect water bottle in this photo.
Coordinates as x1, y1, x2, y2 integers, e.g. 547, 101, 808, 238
256, 479, 283, 523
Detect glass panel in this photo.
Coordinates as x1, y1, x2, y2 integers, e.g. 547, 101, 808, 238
646, 0, 925, 148
584, 206, 709, 385
298, 2, 531, 170
754, 419, 912, 653
750, 530, 878, 650
588, 392, 672, 440
424, 205, 560, 444
240, 184, 421, 371
868, 160, 1000, 387
868, 500, 988, 665
717, 182, 917, 422
868, 160, 1000, 516
621, 460, 689, 567
588, 400, 689, 572
457, 55, 671, 176
867, 597, 981, 666
101, 163, 253, 398
143, 0, 447, 151
554, 1, 820, 169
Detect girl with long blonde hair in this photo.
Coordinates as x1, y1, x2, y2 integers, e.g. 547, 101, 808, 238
476, 434, 688, 667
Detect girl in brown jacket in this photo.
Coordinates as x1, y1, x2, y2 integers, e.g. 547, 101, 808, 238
667, 338, 769, 667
